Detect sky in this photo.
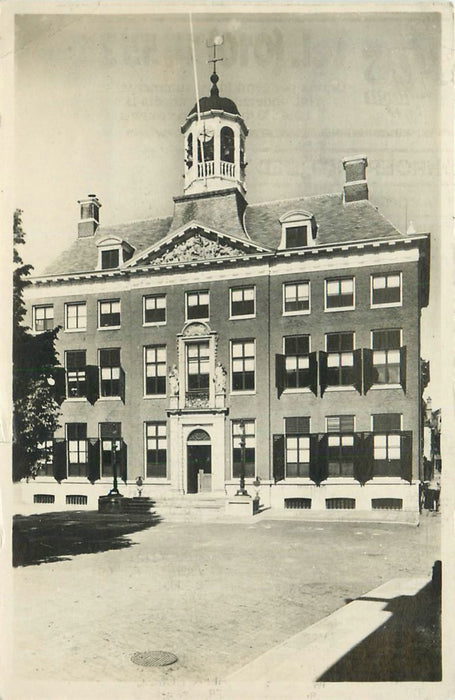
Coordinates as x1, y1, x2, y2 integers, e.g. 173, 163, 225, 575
13, 7, 444, 404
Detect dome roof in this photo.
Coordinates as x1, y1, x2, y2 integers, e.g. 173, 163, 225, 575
187, 73, 240, 117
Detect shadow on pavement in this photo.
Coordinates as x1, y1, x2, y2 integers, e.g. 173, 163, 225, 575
318, 565, 442, 682
13, 509, 161, 567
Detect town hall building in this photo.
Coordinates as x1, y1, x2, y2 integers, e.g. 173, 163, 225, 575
18, 64, 430, 517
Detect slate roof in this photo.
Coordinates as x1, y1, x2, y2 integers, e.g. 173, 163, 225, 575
42, 192, 401, 277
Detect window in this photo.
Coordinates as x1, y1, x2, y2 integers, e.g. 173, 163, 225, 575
285, 417, 310, 478
283, 281, 310, 314
372, 414, 402, 477
371, 273, 402, 307
144, 345, 166, 396
101, 249, 119, 270
232, 420, 255, 478
220, 126, 235, 163
231, 339, 255, 392
98, 299, 121, 328
230, 286, 255, 318
145, 422, 167, 478
186, 341, 210, 396
66, 423, 88, 477
33, 305, 54, 332
65, 302, 87, 331
285, 225, 308, 248
143, 294, 166, 325
66, 350, 86, 398
284, 335, 310, 389
326, 332, 355, 386
37, 437, 53, 476
372, 329, 402, 384
186, 291, 209, 320
100, 423, 122, 478
99, 348, 121, 397
326, 415, 355, 477
325, 277, 355, 310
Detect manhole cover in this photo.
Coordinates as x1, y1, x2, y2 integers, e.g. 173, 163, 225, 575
130, 651, 178, 667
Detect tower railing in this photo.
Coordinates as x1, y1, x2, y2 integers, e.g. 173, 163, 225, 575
196, 160, 236, 180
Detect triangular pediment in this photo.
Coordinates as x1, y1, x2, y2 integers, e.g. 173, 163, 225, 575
125, 221, 273, 268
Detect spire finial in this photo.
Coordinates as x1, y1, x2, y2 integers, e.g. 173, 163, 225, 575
207, 35, 223, 95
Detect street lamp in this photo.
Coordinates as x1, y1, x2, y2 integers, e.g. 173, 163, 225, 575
236, 419, 249, 497
109, 439, 121, 496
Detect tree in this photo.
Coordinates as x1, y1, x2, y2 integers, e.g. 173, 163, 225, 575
12, 210, 61, 481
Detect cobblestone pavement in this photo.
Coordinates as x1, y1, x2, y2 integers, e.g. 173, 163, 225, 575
12, 512, 440, 688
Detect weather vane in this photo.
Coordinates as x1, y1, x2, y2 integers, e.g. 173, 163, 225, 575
207, 35, 224, 74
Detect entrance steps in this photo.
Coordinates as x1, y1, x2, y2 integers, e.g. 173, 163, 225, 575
152, 494, 229, 521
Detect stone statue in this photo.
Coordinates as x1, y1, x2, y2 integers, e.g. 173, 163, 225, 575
169, 365, 179, 396
214, 362, 227, 394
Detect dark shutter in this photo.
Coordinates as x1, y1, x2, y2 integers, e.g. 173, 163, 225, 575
353, 432, 374, 485
52, 438, 67, 482
87, 438, 100, 483
308, 351, 318, 396
319, 351, 328, 397
400, 346, 407, 394
100, 422, 121, 439
119, 366, 126, 404
310, 434, 328, 485
400, 431, 412, 483
85, 365, 99, 405
275, 354, 286, 398
363, 348, 375, 394
353, 349, 362, 394
119, 440, 128, 483
273, 435, 285, 483
53, 366, 66, 405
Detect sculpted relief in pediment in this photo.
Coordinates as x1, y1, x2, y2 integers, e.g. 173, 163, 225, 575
153, 232, 242, 265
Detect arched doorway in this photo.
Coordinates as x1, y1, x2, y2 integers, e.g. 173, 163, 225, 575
187, 429, 211, 494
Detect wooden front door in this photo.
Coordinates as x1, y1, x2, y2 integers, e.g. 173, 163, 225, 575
187, 444, 211, 494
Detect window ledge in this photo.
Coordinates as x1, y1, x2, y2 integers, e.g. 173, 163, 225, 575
230, 390, 256, 396
324, 306, 355, 313
143, 395, 167, 400
370, 384, 402, 391
143, 322, 167, 327
282, 388, 312, 394
371, 302, 402, 309
229, 314, 256, 321
64, 328, 87, 333
185, 317, 210, 323
65, 397, 87, 402
282, 310, 311, 317
98, 326, 121, 331
98, 396, 122, 401
323, 386, 356, 393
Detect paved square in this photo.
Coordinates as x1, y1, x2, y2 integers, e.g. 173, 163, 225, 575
13, 513, 440, 685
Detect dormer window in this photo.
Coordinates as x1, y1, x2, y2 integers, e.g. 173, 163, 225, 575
97, 237, 134, 271
278, 211, 317, 250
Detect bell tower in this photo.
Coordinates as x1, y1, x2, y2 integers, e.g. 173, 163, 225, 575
181, 39, 248, 197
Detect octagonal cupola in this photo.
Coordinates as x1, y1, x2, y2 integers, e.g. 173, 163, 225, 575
181, 69, 248, 196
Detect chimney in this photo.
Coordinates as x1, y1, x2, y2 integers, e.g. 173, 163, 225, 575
78, 194, 101, 237
342, 156, 368, 203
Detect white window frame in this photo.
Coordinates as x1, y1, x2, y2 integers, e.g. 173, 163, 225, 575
97, 299, 121, 330
143, 345, 167, 398
370, 272, 402, 308
185, 290, 210, 322
64, 302, 87, 332
229, 285, 256, 320
144, 421, 168, 480
143, 294, 167, 326
33, 304, 54, 332
230, 339, 256, 395
282, 281, 311, 316
370, 328, 403, 389
324, 277, 355, 312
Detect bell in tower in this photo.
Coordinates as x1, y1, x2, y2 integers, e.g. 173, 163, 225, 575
181, 39, 248, 197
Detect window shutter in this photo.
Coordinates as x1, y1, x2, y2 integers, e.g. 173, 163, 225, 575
310, 434, 328, 485
87, 438, 100, 484
272, 435, 285, 483
319, 351, 328, 397
400, 431, 412, 483
119, 366, 126, 404
53, 367, 66, 405
309, 351, 318, 396
353, 432, 374, 485
353, 349, 362, 394
119, 440, 128, 483
400, 346, 407, 393
275, 354, 286, 398
52, 438, 67, 483
362, 349, 373, 394
85, 365, 100, 405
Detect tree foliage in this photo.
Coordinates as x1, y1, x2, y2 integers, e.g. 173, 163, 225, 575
12, 210, 61, 481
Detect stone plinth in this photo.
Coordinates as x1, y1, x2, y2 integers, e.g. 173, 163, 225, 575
226, 495, 253, 517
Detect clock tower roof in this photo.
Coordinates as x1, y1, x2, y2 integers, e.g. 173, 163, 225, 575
187, 72, 240, 117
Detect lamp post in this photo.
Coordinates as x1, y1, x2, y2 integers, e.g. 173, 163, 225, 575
109, 440, 120, 496
236, 419, 249, 497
